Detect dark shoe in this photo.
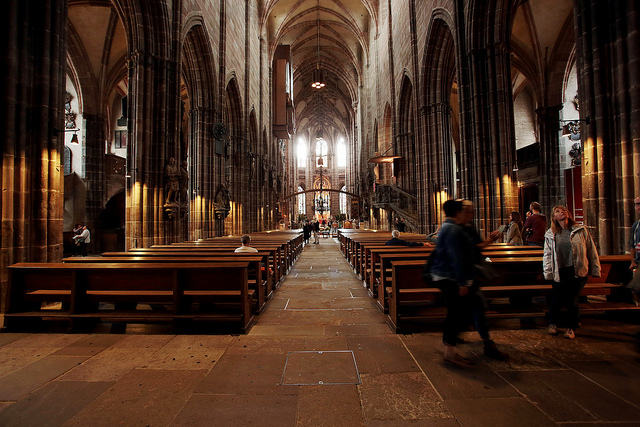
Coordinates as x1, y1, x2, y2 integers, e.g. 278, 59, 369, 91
484, 340, 508, 361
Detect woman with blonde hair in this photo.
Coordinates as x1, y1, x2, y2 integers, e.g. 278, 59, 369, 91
543, 206, 601, 339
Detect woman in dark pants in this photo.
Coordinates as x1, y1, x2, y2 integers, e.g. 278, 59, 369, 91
543, 206, 600, 339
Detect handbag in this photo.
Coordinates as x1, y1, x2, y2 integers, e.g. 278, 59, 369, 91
474, 260, 498, 284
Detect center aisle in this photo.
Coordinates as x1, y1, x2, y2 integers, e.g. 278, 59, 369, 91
251, 236, 391, 335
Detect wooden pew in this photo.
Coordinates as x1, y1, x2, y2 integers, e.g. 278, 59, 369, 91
121, 246, 283, 286
5, 262, 255, 333
385, 255, 637, 333
65, 254, 269, 313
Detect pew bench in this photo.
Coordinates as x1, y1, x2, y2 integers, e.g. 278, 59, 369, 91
64, 254, 269, 313
386, 257, 637, 333
5, 262, 255, 333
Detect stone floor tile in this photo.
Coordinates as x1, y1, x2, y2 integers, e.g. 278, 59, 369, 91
0, 334, 87, 378
359, 372, 453, 423
499, 369, 640, 422
0, 355, 87, 401
58, 347, 160, 382
285, 297, 375, 310
107, 333, 174, 349
296, 384, 364, 426
52, 334, 126, 357
0, 333, 30, 347
412, 357, 519, 400
0, 381, 113, 427
282, 350, 359, 385
444, 397, 556, 426
172, 393, 298, 427
249, 324, 326, 336
564, 360, 640, 402
64, 369, 206, 427
195, 352, 296, 395
144, 335, 234, 370
346, 335, 421, 374
325, 323, 393, 336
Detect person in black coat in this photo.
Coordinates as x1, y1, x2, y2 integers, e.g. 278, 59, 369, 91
302, 222, 311, 245
385, 230, 429, 246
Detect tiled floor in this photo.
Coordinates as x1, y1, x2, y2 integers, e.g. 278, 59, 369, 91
1, 237, 639, 426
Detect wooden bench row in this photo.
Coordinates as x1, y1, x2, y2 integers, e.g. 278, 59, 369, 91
338, 230, 637, 332
385, 255, 636, 332
5, 262, 254, 333
4, 231, 303, 333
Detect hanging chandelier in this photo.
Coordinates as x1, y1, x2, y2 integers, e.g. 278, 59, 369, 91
311, 0, 325, 89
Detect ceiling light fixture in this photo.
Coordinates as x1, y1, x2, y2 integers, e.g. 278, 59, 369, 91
311, 0, 325, 89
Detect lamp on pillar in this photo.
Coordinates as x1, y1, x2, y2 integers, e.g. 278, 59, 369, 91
560, 117, 589, 137
54, 128, 80, 144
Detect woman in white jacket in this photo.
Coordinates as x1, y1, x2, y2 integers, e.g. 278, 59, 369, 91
543, 206, 601, 339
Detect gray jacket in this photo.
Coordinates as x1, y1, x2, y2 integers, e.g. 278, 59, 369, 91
543, 225, 601, 282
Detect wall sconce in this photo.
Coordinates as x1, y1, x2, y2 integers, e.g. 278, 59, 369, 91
560, 117, 590, 137
54, 128, 80, 144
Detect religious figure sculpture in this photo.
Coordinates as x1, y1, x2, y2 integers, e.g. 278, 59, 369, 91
164, 157, 180, 205
214, 184, 231, 219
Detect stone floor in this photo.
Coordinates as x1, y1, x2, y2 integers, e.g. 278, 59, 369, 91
1, 237, 640, 426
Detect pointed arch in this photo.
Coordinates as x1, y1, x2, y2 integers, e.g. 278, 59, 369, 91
421, 15, 458, 230
181, 19, 218, 240
397, 74, 417, 195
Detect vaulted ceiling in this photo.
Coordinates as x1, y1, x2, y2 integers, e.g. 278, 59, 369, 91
263, 0, 377, 140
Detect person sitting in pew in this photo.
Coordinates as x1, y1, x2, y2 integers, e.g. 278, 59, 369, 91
235, 234, 259, 253
385, 230, 431, 247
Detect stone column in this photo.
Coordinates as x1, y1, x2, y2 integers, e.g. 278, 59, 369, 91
536, 105, 564, 211
1, 0, 67, 310
83, 113, 105, 250
125, 50, 181, 249
575, 0, 640, 254
461, 44, 518, 236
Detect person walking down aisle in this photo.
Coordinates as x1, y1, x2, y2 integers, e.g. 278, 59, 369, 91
73, 225, 91, 256
427, 200, 506, 366
460, 200, 508, 361
522, 202, 547, 246
313, 220, 320, 244
303, 222, 311, 245
543, 206, 601, 339
428, 200, 474, 367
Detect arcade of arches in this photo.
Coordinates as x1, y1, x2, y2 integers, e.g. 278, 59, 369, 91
1, 0, 639, 311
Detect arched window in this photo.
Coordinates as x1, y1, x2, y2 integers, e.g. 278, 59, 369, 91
340, 185, 347, 214
297, 138, 307, 168
298, 186, 305, 214
64, 146, 72, 175
316, 138, 328, 167
337, 138, 346, 167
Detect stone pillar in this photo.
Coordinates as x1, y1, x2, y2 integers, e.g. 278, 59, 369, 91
536, 105, 564, 212
575, 0, 640, 254
461, 44, 518, 236
125, 50, 181, 249
83, 113, 106, 250
1, 0, 67, 310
